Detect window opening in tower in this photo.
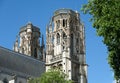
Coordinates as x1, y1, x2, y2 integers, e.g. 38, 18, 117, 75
57, 33, 60, 44
63, 19, 65, 27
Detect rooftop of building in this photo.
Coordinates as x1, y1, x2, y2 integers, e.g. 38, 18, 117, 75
0, 46, 45, 78
20, 22, 40, 33
54, 8, 78, 16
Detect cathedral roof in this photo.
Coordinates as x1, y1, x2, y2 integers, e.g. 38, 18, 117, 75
0, 46, 45, 78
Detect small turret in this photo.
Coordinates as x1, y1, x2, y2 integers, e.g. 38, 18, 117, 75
49, 18, 53, 33
41, 35, 45, 47
41, 34, 45, 61
13, 35, 19, 52
46, 25, 49, 34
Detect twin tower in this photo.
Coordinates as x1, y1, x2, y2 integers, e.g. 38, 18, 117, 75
13, 9, 87, 83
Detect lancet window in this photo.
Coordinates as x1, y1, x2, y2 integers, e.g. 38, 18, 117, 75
57, 33, 60, 44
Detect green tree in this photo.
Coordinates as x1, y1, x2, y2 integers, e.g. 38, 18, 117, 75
28, 69, 73, 83
82, 0, 120, 82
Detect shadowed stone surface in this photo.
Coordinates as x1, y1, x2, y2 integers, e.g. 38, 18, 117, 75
0, 46, 45, 78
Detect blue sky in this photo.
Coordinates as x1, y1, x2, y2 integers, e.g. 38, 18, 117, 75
0, 0, 114, 83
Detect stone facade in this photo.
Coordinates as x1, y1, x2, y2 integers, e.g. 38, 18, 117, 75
13, 22, 45, 61
46, 9, 87, 83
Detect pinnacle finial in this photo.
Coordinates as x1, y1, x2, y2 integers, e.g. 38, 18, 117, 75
46, 25, 49, 33
28, 21, 32, 24
27, 21, 32, 26
49, 17, 52, 26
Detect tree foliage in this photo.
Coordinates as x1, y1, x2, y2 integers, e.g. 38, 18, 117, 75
82, 0, 120, 81
28, 69, 73, 83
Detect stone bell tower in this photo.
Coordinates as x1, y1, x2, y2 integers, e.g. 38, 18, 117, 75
13, 22, 45, 61
46, 9, 87, 83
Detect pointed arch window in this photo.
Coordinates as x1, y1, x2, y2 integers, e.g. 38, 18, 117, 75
63, 19, 67, 27
63, 19, 65, 27
57, 33, 60, 44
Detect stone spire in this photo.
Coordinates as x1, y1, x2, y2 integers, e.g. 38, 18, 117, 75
41, 34, 45, 48
49, 18, 53, 33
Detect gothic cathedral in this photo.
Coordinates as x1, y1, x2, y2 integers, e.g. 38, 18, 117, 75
13, 8, 87, 83
46, 9, 87, 83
